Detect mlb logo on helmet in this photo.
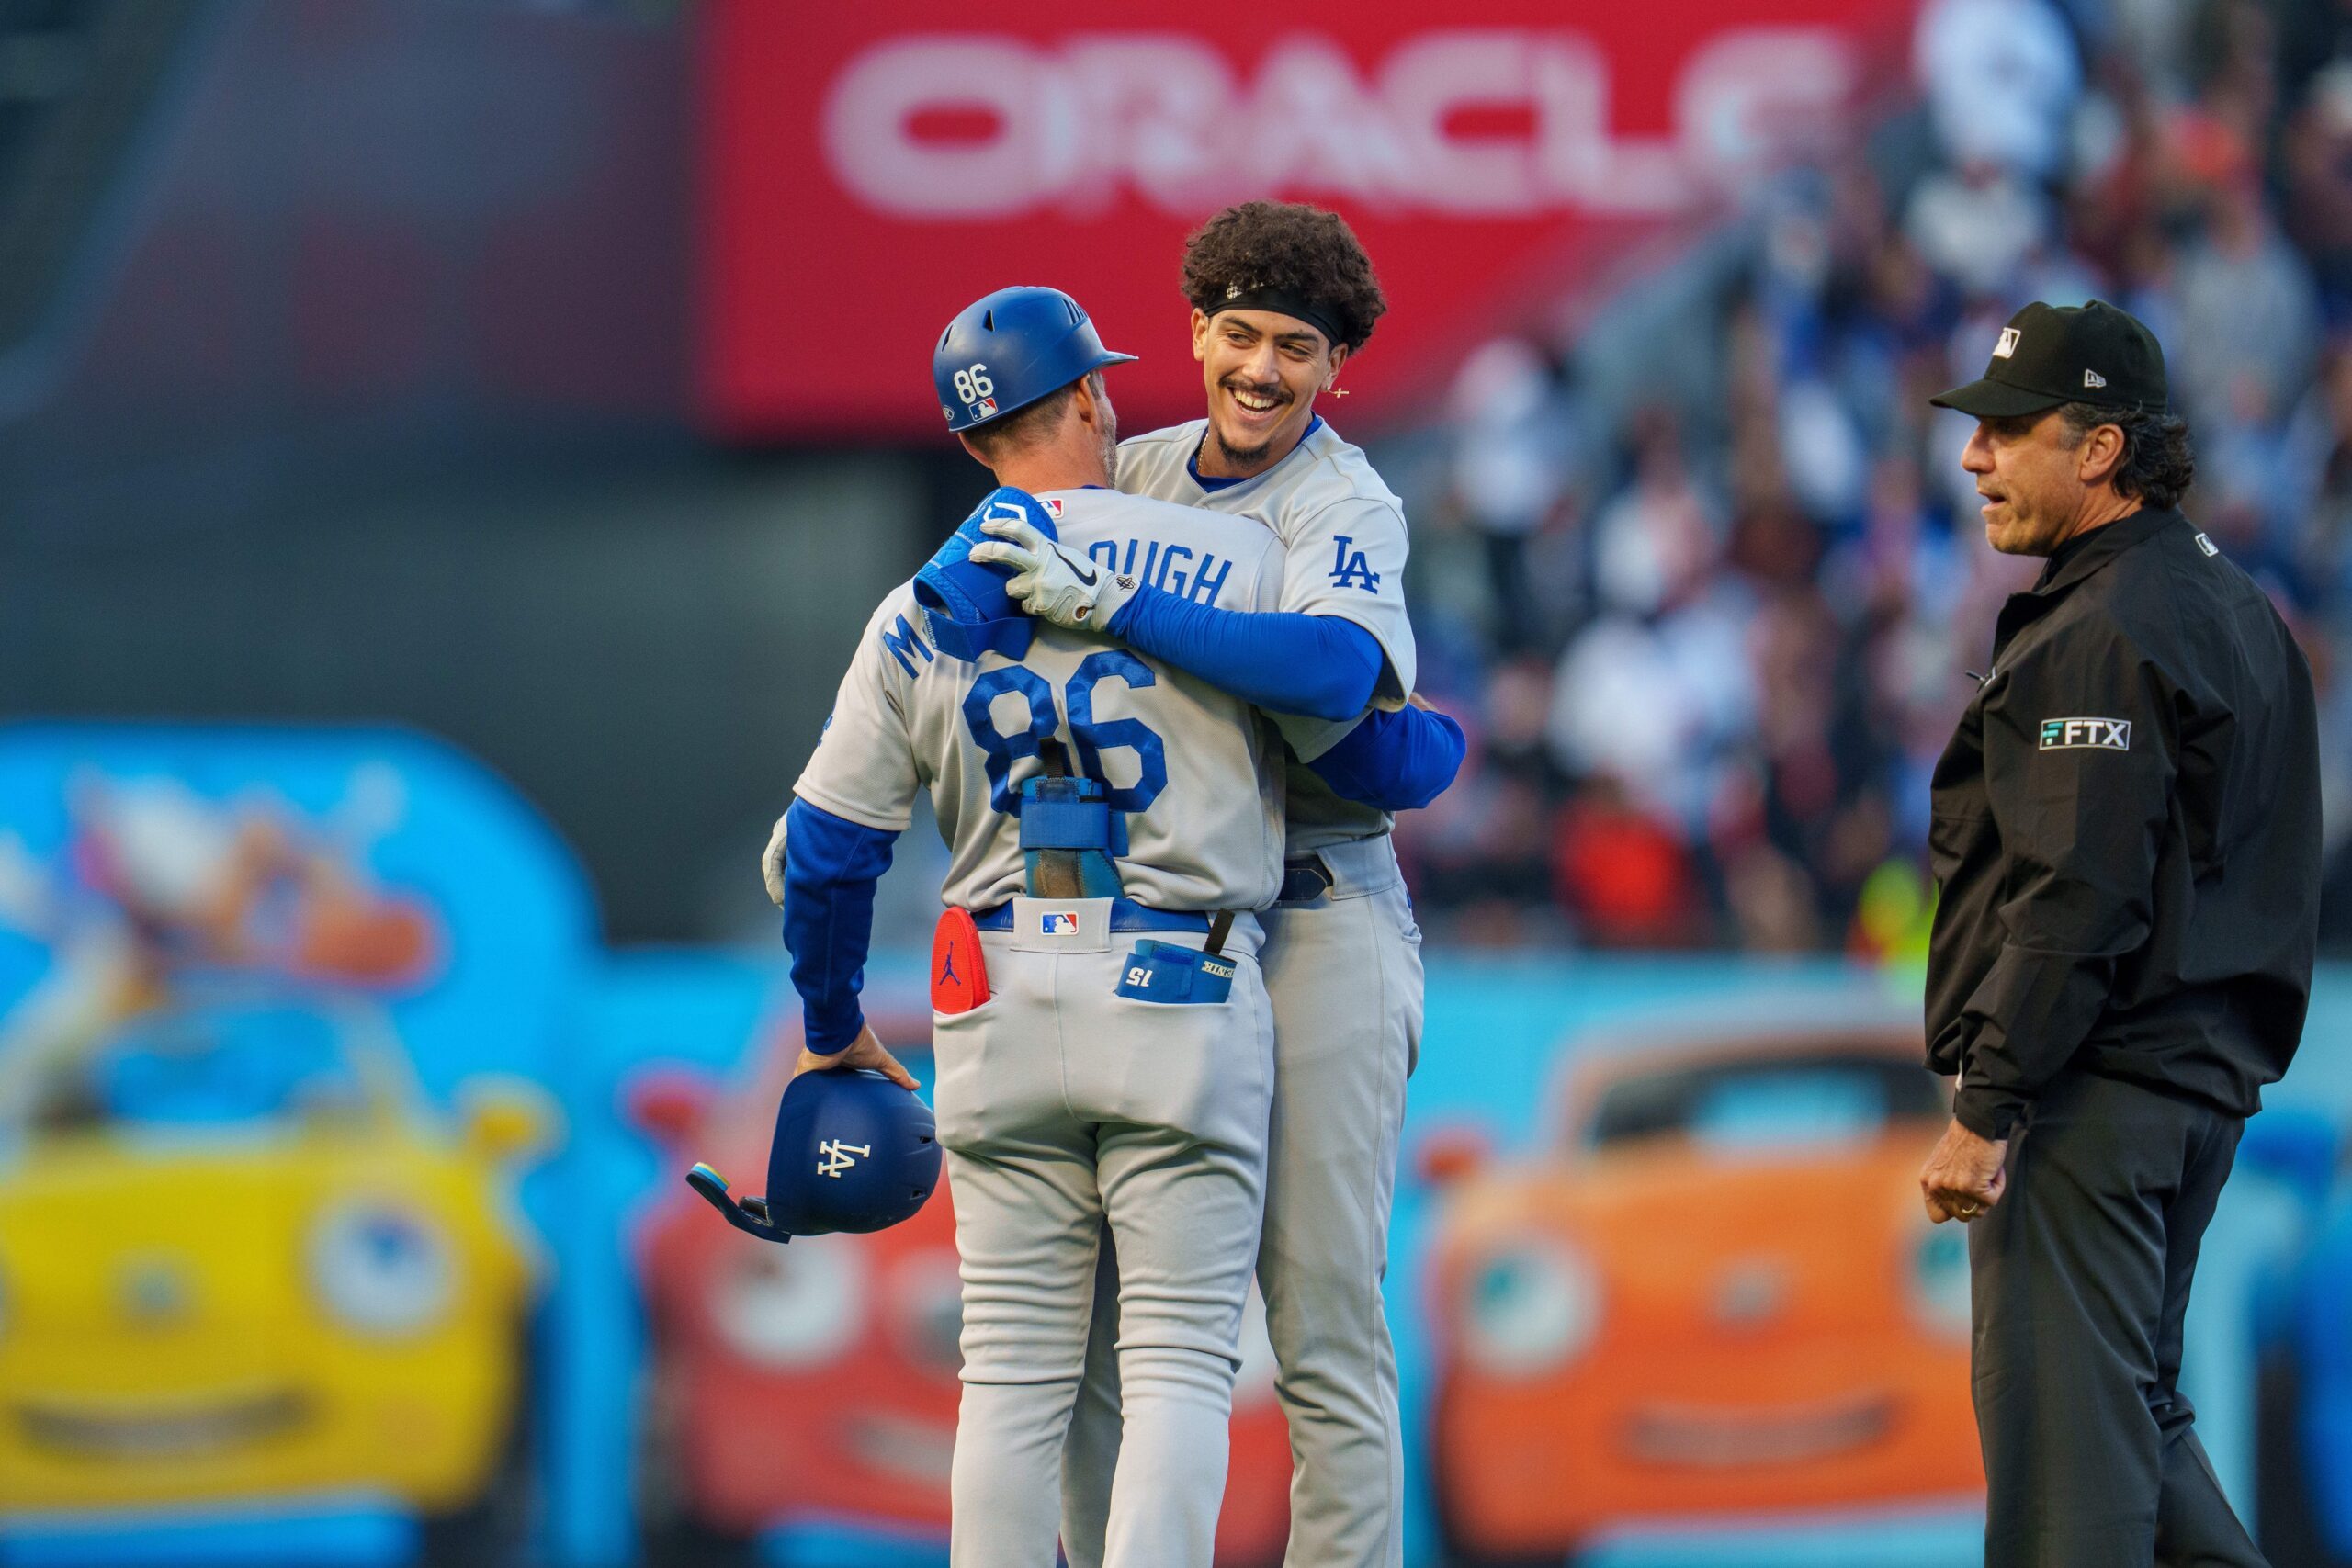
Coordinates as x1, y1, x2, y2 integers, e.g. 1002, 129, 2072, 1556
1042, 910, 1079, 935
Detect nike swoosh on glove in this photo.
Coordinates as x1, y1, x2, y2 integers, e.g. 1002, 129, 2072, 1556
970, 516, 1139, 630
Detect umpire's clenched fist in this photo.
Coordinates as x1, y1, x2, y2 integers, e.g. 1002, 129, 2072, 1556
1920, 1117, 2007, 1224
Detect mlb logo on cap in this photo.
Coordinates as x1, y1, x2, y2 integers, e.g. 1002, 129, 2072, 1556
1933, 299, 2168, 418
976, 398, 998, 418
1041, 910, 1080, 935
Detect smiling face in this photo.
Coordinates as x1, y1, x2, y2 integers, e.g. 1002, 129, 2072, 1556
1960, 409, 2127, 556
1191, 307, 1348, 478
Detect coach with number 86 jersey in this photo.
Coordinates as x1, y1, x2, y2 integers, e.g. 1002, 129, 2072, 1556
1919, 299, 2320, 1567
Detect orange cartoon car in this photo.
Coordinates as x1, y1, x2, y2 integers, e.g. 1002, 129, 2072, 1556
1420, 1023, 1981, 1564
630, 1020, 1293, 1567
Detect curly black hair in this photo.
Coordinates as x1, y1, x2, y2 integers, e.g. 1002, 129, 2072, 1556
1180, 201, 1387, 353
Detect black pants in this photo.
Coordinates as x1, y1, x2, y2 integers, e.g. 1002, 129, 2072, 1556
1969, 1069, 2267, 1568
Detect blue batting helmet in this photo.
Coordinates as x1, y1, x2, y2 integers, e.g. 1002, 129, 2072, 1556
686, 1068, 942, 1245
933, 286, 1136, 433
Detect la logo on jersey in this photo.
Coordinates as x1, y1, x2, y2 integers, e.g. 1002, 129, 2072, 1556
818, 1139, 871, 1179
1329, 535, 1380, 592
1041, 910, 1080, 935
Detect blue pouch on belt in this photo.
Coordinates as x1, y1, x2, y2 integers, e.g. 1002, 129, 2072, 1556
1114, 940, 1236, 1005
1019, 771, 1126, 898
915, 487, 1060, 662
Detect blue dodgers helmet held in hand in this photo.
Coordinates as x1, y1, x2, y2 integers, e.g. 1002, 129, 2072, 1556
933, 286, 1136, 433
916, 486, 1061, 661
686, 1067, 942, 1245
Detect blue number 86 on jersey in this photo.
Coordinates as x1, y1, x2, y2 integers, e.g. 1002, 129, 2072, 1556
961, 650, 1168, 815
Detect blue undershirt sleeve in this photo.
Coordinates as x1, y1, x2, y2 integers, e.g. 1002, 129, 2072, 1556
1306, 703, 1466, 810
779, 797, 899, 1054
1104, 583, 1382, 721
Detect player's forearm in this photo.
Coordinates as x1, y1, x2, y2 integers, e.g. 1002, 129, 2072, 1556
1105, 583, 1382, 721
1306, 701, 1465, 810
778, 797, 899, 1055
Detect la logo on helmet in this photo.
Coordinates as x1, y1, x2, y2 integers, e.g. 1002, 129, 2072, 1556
817, 1138, 871, 1179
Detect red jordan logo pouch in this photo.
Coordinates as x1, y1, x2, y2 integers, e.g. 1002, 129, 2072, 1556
932, 908, 989, 1013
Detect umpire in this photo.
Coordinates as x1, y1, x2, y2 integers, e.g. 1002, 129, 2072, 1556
1917, 299, 2321, 1568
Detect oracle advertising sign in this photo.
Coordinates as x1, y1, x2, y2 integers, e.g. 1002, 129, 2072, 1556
699, 2, 1914, 440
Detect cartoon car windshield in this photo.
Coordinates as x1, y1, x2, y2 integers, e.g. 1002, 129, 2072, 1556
14, 998, 395, 1138
1585, 1052, 1950, 1154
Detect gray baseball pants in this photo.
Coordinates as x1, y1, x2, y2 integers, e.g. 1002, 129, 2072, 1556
1063, 835, 1423, 1568
933, 897, 1275, 1568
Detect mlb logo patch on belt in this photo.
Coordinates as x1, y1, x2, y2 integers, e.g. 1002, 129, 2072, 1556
1040, 910, 1080, 936
932, 908, 989, 1014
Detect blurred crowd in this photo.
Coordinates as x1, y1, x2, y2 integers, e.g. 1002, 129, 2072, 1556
1385, 0, 2352, 954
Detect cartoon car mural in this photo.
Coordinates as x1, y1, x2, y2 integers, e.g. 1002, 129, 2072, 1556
0, 987, 551, 1547
630, 1023, 1294, 1567
1419, 1024, 1980, 1564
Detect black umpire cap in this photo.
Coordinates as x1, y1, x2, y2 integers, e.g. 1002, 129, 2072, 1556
1931, 299, 2168, 418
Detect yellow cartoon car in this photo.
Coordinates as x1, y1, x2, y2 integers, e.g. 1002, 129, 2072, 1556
0, 987, 551, 1536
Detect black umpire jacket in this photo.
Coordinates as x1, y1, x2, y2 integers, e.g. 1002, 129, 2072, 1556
1925, 505, 2321, 1141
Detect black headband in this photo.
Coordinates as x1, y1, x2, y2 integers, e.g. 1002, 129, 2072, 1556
1206, 286, 1347, 353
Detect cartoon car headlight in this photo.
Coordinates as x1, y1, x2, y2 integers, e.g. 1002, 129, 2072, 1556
712, 1235, 865, 1368
1907, 1224, 1972, 1341
310, 1201, 455, 1335
1462, 1236, 1602, 1378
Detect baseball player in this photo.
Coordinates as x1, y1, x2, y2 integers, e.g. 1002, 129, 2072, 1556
978, 203, 1442, 1568
769, 286, 1295, 1568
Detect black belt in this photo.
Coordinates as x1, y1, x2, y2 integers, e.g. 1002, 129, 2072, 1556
1279, 854, 1334, 904
972, 899, 1212, 933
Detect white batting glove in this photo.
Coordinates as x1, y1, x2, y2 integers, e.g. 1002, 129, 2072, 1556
761, 809, 789, 908
970, 517, 1139, 631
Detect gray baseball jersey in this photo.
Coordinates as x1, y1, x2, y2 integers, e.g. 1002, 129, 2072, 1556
794, 484, 1295, 1566
795, 487, 1289, 914
1068, 418, 1430, 1568
1116, 417, 1417, 853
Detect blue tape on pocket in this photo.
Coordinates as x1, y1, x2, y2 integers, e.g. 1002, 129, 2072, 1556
1113, 940, 1236, 1005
